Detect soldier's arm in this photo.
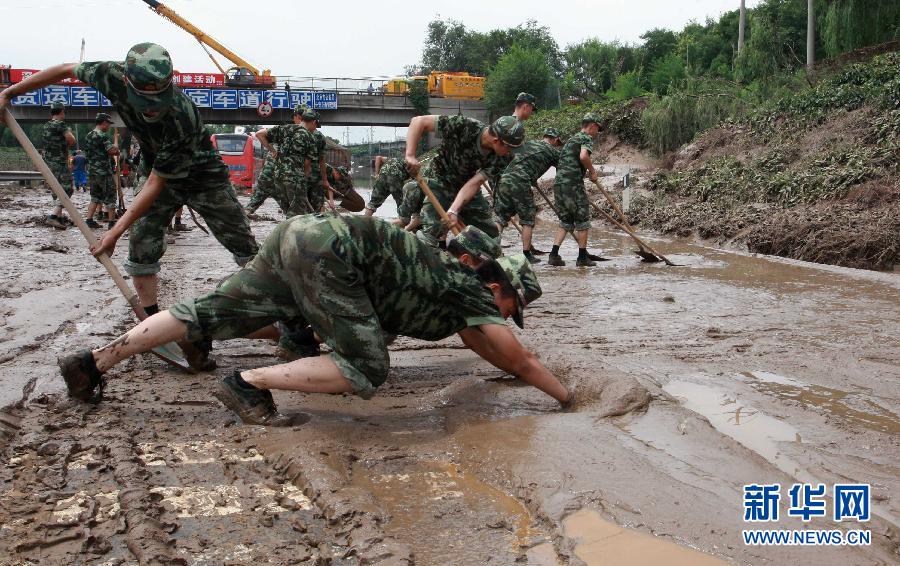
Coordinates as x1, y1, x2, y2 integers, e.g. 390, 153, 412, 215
447, 171, 488, 217
91, 173, 167, 257
0, 63, 78, 111
458, 325, 570, 404
256, 128, 277, 158
64, 130, 76, 147
404, 115, 439, 175
579, 148, 598, 181
374, 155, 386, 176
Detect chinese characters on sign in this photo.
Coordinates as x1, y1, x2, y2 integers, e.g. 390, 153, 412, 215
744, 483, 870, 523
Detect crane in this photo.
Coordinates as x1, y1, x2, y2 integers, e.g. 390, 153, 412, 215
141, 0, 275, 89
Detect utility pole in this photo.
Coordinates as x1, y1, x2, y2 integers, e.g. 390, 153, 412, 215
738, 0, 746, 54
806, 0, 815, 70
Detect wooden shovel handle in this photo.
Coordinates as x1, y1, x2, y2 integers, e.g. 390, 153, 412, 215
589, 179, 674, 266
3, 109, 145, 317
414, 174, 461, 236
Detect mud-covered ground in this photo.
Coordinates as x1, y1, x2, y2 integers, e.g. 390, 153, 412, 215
1, 182, 898, 565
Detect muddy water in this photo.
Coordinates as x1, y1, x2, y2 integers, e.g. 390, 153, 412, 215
1, 183, 899, 564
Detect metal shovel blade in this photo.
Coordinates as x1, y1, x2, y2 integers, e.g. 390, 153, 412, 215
150, 341, 194, 373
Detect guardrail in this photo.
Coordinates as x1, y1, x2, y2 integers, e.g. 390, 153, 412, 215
0, 171, 42, 182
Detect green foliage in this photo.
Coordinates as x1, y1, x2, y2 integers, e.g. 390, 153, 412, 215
524, 99, 645, 147
408, 79, 429, 116
818, 0, 900, 58
484, 45, 553, 115
648, 53, 686, 95
562, 39, 642, 99
606, 71, 644, 101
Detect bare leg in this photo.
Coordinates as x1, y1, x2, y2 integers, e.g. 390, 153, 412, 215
522, 225, 533, 251
86, 202, 98, 220
241, 355, 353, 395
553, 227, 568, 247
245, 324, 280, 340
106, 206, 115, 222
93, 312, 187, 372
133, 274, 159, 308
574, 229, 588, 248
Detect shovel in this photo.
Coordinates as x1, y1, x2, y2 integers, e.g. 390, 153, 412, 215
590, 179, 674, 265
3, 109, 194, 373
414, 174, 462, 236
113, 128, 126, 217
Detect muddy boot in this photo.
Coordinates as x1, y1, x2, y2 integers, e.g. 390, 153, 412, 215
60, 216, 74, 226
530, 247, 547, 256
523, 250, 542, 264
214, 370, 305, 427
547, 253, 565, 267
173, 220, 193, 232
576, 256, 597, 267
275, 324, 320, 362
58, 349, 105, 402
85, 218, 101, 229
180, 338, 217, 372
45, 215, 67, 230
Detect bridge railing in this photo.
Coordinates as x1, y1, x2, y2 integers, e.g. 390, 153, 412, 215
275, 77, 406, 97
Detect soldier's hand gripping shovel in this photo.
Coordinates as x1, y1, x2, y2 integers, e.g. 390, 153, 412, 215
590, 179, 675, 266
3, 109, 195, 373
414, 174, 463, 236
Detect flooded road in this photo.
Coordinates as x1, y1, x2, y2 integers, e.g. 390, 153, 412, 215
1, 183, 898, 564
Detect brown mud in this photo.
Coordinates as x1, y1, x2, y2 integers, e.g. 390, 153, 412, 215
1, 182, 899, 564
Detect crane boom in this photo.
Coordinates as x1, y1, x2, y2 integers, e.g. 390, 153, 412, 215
141, 0, 271, 81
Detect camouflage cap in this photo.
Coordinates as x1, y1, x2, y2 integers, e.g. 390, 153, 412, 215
582, 112, 603, 127
490, 116, 525, 148
124, 43, 175, 113
292, 104, 306, 116
301, 108, 320, 123
452, 225, 501, 259
495, 253, 542, 328
50, 101, 65, 113
542, 127, 560, 139
95, 112, 114, 124
515, 92, 537, 107
336, 166, 350, 177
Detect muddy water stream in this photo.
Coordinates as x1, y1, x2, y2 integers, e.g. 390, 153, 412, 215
1, 184, 898, 564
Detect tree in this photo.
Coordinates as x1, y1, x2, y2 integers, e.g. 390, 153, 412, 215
563, 40, 641, 99
648, 53, 686, 95
640, 28, 678, 66
484, 45, 553, 114
807, 0, 815, 69
739, 0, 747, 53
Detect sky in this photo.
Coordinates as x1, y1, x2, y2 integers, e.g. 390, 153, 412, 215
1, 0, 761, 143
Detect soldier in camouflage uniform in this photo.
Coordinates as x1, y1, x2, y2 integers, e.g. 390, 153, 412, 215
0, 43, 261, 331
58, 215, 572, 424
256, 105, 316, 216
547, 113, 602, 268
302, 109, 335, 213
40, 102, 76, 229
403, 114, 525, 248
244, 150, 280, 216
494, 127, 563, 263
365, 155, 411, 217
83, 112, 120, 230
324, 164, 353, 208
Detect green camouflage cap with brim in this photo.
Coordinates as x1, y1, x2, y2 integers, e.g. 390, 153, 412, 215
50, 101, 65, 113
452, 225, 501, 259
301, 108, 320, 122
582, 112, 603, 127
336, 165, 350, 178
125, 42, 175, 113
292, 104, 306, 116
495, 253, 542, 328
490, 116, 525, 148
515, 92, 537, 107
95, 112, 114, 124
542, 127, 560, 139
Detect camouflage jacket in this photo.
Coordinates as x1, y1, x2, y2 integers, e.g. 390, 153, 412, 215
555, 131, 593, 185
308, 130, 328, 182
266, 124, 314, 185
41, 119, 71, 165
425, 115, 505, 194
501, 140, 560, 185
75, 61, 228, 187
84, 128, 115, 176
257, 148, 277, 183
306, 215, 505, 339
378, 157, 411, 185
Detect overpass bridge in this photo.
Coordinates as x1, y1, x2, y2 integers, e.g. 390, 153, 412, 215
6, 86, 490, 126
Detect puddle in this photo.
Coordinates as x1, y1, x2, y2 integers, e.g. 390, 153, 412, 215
663, 380, 809, 481
740, 371, 900, 435
351, 459, 541, 562
563, 508, 725, 565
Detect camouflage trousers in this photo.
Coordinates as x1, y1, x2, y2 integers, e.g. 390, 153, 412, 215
493, 174, 536, 227
416, 177, 499, 247
124, 177, 259, 276
307, 180, 325, 213
47, 160, 73, 202
366, 168, 407, 213
553, 177, 591, 232
89, 174, 117, 207
168, 214, 388, 398
246, 173, 277, 212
